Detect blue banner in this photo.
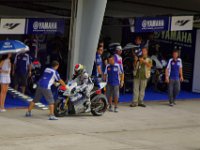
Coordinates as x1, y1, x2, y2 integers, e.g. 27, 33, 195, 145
154, 30, 196, 91
26, 18, 65, 34
135, 16, 170, 33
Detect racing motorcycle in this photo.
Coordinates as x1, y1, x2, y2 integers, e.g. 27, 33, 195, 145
151, 55, 168, 92
54, 79, 108, 117
27, 60, 42, 93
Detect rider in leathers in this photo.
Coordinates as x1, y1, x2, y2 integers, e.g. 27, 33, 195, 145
72, 64, 94, 112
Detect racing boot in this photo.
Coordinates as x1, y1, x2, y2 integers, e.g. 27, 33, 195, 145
85, 101, 91, 113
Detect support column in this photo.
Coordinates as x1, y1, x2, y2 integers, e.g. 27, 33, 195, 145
68, 0, 107, 78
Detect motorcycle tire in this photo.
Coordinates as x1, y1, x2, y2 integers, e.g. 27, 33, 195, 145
91, 94, 108, 116
27, 77, 37, 93
54, 99, 68, 117
123, 57, 134, 75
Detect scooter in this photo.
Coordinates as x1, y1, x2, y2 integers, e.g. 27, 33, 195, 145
54, 80, 108, 117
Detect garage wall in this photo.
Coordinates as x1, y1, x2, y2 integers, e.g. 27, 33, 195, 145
192, 29, 200, 93
101, 25, 122, 43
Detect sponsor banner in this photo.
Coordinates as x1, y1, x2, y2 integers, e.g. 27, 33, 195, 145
26, 18, 65, 34
170, 16, 194, 31
154, 30, 196, 91
0, 19, 26, 34
135, 16, 170, 32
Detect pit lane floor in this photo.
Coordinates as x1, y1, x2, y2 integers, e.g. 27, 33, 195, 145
0, 100, 200, 150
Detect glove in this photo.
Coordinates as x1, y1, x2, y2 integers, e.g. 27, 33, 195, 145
71, 88, 76, 94
75, 88, 81, 93
54, 82, 60, 87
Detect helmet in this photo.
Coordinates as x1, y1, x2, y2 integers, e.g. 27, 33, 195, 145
74, 64, 84, 75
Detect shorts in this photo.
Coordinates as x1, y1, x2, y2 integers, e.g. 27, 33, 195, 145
13, 73, 28, 86
106, 84, 120, 98
0, 74, 11, 84
33, 86, 55, 104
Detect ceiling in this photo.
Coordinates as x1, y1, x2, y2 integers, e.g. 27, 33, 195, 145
106, 0, 200, 18
0, 0, 199, 18
0, 0, 71, 18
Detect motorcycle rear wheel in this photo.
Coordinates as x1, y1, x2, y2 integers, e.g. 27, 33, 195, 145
91, 94, 108, 116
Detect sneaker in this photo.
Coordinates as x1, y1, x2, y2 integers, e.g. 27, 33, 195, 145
138, 104, 146, 107
108, 105, 113, 112
25, 111, 32, 117
49, 115, 58, 120
114, 107, 119, 113
169, 103, 174, 107
130, 103, 137, 107
0, 109, 6, 112
173, 102, 176, 105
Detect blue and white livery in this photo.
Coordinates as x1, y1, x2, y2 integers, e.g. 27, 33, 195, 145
167, 58, 183, 80
38, 68, 61, 89
104, 63, 122, 86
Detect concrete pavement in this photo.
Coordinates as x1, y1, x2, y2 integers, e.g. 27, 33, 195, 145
0, 100, 200, 150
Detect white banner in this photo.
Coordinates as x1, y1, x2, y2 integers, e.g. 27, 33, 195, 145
171, 16, 194, 31
0, 19, 26, 34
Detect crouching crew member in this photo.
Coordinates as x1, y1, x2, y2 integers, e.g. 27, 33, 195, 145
25, 61, 66, 120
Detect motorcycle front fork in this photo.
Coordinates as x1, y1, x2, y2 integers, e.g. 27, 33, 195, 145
63, 97, 69, 109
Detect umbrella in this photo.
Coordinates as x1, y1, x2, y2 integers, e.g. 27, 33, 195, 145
0, 40, 29, 54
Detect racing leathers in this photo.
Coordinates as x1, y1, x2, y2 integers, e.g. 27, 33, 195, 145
72, 69, 94, 112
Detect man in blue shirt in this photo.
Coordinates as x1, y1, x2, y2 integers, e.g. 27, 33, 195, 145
165, 50, 184, 106
104, 55, 123, 112
26, 61, 66, 120
13, 52, 32, 94
92, 45, 104, 77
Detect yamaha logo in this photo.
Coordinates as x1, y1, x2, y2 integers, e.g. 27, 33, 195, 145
33, 21, 57, 30
4, 42, 11, 45
3, 23, 20, 30
142, 19, 164, 28
3, 42, 12, 48
33, 21, 39, 30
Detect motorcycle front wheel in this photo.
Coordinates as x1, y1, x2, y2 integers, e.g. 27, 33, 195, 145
91, 94, 108, 116
54, 99, 68, 117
